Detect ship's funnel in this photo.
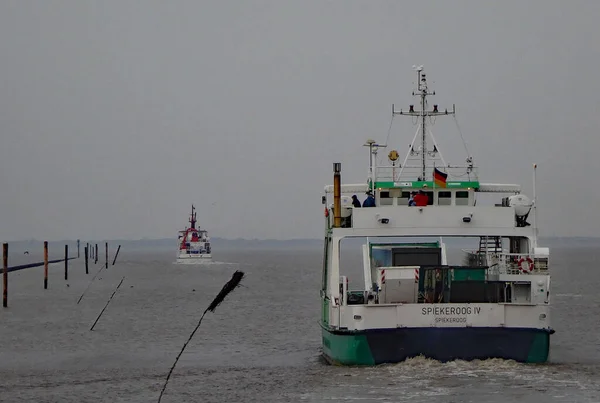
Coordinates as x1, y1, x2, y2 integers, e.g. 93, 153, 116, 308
333, 163, 341, 228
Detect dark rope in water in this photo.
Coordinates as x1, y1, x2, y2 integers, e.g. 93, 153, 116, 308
89, 276, 125, 331
157, 270, 245, 403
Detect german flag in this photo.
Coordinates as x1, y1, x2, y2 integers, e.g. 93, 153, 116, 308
433, 167, 448, 188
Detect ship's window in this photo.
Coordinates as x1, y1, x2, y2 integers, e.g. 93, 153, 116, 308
398, 191, 410, 206
379, 191, 392, 205
438, 191, 451, 206
424, 191, 434, 205
456, 191, 469, 206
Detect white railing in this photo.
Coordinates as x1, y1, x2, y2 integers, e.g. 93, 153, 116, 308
463, 250, 549, 275
374, 165, 479, 183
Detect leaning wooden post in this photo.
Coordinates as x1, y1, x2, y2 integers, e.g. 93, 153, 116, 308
44, 241, 48, 289
84, 246, 89, 274
112, 245, 121, 266
64, 245, 69, 280
3, 243, 8, 308
105, 242, 108, 269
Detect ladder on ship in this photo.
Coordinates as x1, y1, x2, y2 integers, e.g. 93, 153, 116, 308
469, 236, 502, 267
478, 236, 502, 254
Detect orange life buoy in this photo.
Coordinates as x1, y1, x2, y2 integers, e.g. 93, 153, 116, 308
518, 256, 534, 273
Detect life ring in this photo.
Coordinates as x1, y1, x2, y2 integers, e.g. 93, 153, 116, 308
518, 256, 534, 273
324, 207, 329, 217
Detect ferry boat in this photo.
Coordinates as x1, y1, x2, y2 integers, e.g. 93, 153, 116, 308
176, 205, 212, 262
320, 66, 553, 365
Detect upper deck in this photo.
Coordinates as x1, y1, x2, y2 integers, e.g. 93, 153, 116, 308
322, 66, 538, 241
323, 183, 534, 238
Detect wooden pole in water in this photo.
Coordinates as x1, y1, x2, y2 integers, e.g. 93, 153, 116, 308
64, 245, 68, 280
95, 244, 98, 264
77, 239, 80, 258
112, 245, 121, 266
3, 243, 8, 308
84, 246, 89, 274
105, 242, 108, 269
44, 241, 48, 289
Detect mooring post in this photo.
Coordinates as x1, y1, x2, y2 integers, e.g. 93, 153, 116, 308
44, 241, 48, 289
3, 243, 8, 307
112, 245, 121, 266
95, 244, 98, 264
64, 245, 68, 280
85, 246, 89, 274
105, 242, 108, 269
77, 239, 80, 258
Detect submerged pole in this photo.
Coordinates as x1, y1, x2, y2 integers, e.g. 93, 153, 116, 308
3, 243, 7, 307
44, 241, 48, 289
105, 242, 108, 269
85, 246, 89, 274
112, 245, 121, 266
333, 162, 342, 228
64, 245, 68, 280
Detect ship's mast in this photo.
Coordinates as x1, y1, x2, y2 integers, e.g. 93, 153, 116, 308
392, 66, 455, 180
189, 204, 197, 229
364, 139, 387, 193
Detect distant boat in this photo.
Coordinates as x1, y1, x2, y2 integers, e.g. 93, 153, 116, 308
176, 205, 212, 263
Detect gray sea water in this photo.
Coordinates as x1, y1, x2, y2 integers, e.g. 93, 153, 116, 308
0, 245, 599, 402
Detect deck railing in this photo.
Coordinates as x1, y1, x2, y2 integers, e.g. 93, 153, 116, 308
463, 250, 549, 275
374, 164, 478, 183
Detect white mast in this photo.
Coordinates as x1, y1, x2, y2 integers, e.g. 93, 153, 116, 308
363, 139, 386, 193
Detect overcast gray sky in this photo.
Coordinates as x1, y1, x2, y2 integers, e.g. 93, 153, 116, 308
1, 0, 599, 241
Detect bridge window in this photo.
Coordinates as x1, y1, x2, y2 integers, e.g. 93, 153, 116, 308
379, 191, 393, 206
438, 191, 451, 206
425, 191, 434, 205
456, 191, 469, 206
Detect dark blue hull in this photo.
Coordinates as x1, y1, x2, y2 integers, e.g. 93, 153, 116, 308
322, 326, 554, 365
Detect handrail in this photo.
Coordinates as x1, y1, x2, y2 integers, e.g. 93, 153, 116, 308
375, 164, 479, 183
463, 250, 549, 274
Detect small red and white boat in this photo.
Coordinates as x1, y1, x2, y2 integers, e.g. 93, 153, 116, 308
176, 205, 212, 262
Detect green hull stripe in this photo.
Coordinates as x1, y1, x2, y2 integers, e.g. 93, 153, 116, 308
321, 327, 375, 365
527, 332, 551, 363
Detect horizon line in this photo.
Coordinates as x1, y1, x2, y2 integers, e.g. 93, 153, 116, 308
3, 235, 600, 244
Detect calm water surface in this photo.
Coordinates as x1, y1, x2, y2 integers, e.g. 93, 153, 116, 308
0, 245, 598, 402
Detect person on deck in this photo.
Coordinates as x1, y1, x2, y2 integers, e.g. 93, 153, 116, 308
362, 191, 376, 207
408, 191, 417, 206
414, 190, 428, 207
351, 195, 361, 208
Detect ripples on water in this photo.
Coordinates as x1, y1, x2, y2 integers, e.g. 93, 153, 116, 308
0, 246, 598, 402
